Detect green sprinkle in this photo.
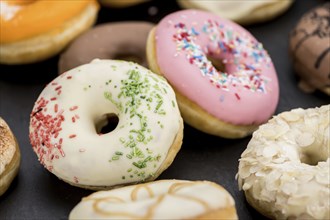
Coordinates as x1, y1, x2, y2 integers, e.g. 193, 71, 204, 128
172, 100, 176, 107
115, 151, 123, 156
122, 176, 125, 179
126, 154, 132, 159
112, 155, 119, 160
127, 168, 132, 172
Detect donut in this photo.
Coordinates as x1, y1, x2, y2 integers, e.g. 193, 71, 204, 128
69, 179, 238, 219
0, 0, 99, 65
29, 59, 183, 190
289, 3, 330, 96
99, 0, 147, 8
237, 105, 330, 219
0, 117, 21, 196
59, 22, 154, 74
147, 10, 279, 138
176, 0, 294, 25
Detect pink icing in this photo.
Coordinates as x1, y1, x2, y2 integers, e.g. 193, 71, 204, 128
155, 10, 279, 125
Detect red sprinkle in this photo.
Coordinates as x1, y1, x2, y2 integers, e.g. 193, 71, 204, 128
235, 93, 241, 100
69, 106, 78, 111
55, 86, 62, 91
69, 134, 76, 138
72, 117, 76, 123
54, 104, 58, 113
66, 76, 72, 79
51, 82, 58, 86
50, 97, 57, 101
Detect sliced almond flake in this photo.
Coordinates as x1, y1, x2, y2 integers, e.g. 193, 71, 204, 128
242, 182, 252, 191
280, 112, 301, 122
282, 182, 298, 195
262, 146, 278, 158
297, 173, 314, 182
296, 133, 315, 147
287, 195, 309, 205
315, 172, 329, 185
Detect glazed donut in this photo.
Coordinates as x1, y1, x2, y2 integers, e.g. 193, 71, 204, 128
99, 0, 147, 8
0, 117, 20, 196
237, 105, 330, 219
0, 0, 99, 64
29, 59, 183, 190
289, 3, 330, 96
59, 22, 154, 74
177, 0, 294, 25
147, 10, 279, 138
69, 179, 238, 219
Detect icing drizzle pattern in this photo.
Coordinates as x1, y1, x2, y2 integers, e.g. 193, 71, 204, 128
291, 3, 330, 70
172, 20, 271, 93
69, 180, 235, 219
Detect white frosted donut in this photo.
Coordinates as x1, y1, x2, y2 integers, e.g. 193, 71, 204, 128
29, 59, 183, 190
237, 105, 330, 219
177, 0, 294, 25
69, 179, 238, 219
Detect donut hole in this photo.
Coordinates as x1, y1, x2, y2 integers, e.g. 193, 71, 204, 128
95, 113, 119, 134
300, 152, 327, 166
298, 137, 328, 166
114, 53, 143, 66
206, 55, 226, 73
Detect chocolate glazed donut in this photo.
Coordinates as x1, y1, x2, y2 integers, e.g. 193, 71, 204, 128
58, 21, 154, 74
289, 3, 330, 95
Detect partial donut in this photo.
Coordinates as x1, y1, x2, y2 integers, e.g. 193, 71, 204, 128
147, 10, 279, 138
69, 179, 238, 219
0, 117, 20, 196
237, 105, 330, 219
59, 22, 154, 74
0, 0, 99, 64
99, 0, 147, 8
290, 3, 330, 95
177, 0, 294, 25
29, 59, 183, 190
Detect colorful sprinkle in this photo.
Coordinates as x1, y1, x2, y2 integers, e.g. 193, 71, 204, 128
172, 20, 271, 96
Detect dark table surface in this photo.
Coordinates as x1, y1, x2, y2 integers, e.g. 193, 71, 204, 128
0, 0, 329, 219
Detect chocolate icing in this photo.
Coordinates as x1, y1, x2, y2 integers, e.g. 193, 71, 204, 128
290, 3, 330, 95
58, 21, 154, 74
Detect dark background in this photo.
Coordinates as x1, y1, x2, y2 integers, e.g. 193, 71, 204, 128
0, 0, 329, 219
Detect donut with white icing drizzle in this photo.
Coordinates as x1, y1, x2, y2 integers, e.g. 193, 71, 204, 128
177, 0, 294, 25
237, 105, 330, 219
69, 179, 238, 219
29, 59, 183, 190
147, 10, 279, 138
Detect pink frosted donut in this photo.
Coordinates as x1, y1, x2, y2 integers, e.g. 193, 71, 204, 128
147, 9, 279, 138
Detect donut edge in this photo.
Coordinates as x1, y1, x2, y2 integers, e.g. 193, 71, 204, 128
0, 2, 99, 65
146, 27, 258, 139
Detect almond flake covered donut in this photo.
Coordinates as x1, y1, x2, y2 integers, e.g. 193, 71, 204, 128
237, 105, 330, 219
69, 179, 238, 219
29, 59, 183, 190
147, 10, 279, 138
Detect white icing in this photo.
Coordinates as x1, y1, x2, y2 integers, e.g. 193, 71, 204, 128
29, 59, 182, 187
0, 2, 22, 21
183, 0, 291, 21
237, 105, 330, 219
69, 180, 237, 219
